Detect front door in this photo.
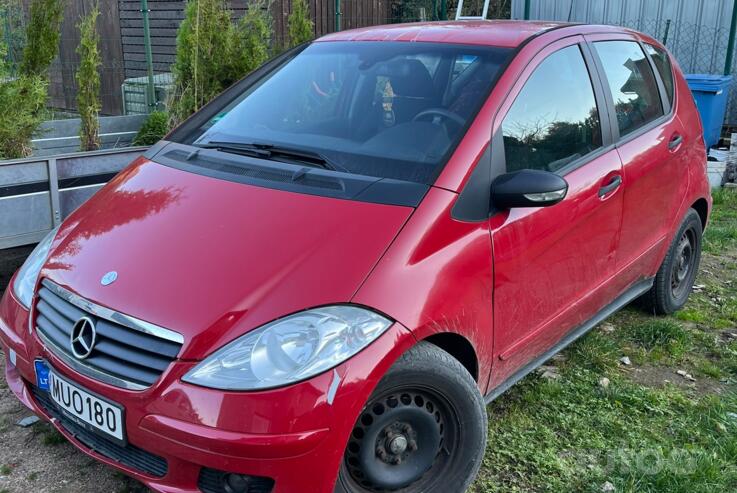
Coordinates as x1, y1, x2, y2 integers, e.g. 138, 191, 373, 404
488, 38, 625, 388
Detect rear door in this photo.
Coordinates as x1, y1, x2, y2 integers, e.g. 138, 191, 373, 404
489, 36, 625, 388
586, 34, 690, 288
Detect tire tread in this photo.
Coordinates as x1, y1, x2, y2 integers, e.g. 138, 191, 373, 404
643, 208, 702, 315
338, 342, 487, 493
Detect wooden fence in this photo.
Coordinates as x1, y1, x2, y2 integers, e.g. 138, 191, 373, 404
119, 0, 392, 79
21, 0, 126, 115
24, 0, 393, 116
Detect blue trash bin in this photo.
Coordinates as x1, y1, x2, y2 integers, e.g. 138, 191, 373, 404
684, 74, 732, 149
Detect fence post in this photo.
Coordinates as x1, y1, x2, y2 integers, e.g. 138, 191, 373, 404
725, 0, 737, 75
335, 0, 341, 31
662, 19, 671, 46
440, 0, 447, 20
523, 0, 531, 20
140, 0, 156, 112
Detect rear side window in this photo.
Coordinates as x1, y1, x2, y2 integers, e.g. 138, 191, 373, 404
501, 45, 602, 173
645, 43, 675, 106
594, 41, 664, 137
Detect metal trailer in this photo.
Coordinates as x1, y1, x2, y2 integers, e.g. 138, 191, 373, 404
0, 147, 148, 250
32, 115, 147, 157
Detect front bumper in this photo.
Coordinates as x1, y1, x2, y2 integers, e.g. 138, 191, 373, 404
0, 288, 415, 493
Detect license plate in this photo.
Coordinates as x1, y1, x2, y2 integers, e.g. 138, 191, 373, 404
48, 370, 125, 442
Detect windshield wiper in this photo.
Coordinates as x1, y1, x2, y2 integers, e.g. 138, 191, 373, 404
195, 141, 338, 171
193, 142, 272, 159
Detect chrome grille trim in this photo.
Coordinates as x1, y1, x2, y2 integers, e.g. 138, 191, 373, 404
41, 279, 183, 344
34, 279, 184, 390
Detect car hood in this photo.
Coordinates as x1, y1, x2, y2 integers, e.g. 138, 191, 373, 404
41, 158, 413, 359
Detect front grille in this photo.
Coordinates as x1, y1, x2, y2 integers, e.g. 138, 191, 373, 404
198, 468, 275, 493
34, 279, 183, 389
30, 385, 168, 478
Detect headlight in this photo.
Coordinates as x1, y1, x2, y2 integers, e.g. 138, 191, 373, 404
183, 306, 392, 390
12, 226, 60, 309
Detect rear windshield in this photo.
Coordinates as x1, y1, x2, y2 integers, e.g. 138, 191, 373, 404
178, 42, 512, 184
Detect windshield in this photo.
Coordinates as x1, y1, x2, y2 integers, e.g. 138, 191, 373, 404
180, 42, 512, 185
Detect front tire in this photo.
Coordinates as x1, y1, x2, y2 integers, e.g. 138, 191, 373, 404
335, 342, 487, 493
645, 209, 703, 315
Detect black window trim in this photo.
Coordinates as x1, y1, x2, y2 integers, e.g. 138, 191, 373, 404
495, 40, 614, 178
585, 36, 676, 149
453, 35, 615, 222
641, 41, 676, 115
454, 29, 680, 223
448, 26, 584, 222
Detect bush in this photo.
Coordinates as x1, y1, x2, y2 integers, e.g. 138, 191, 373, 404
0, 0, 27, 73
228, 0, 272, 78
0, 75, 47, 159
287, 0, 313, 48
76, 4, 101, 152
133, 111, 169, 146
20, 0, 65, 77
0, 0, 60, 159
169, 0, 233, 126
170, 0, 275, 126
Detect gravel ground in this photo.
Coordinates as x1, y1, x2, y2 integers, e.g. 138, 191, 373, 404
0, 246, 145, 493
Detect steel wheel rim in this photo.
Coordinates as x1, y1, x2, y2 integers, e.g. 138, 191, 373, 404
341, 386, 460, 492
671, 228, 696, 300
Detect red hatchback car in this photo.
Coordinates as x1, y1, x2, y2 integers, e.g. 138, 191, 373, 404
1, 20, 711, 493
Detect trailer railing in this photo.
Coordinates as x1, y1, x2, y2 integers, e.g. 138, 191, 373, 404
0, 147, 148, 250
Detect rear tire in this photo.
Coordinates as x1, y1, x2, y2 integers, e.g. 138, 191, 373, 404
644, 209, 703, 315
335, 342, 487, 493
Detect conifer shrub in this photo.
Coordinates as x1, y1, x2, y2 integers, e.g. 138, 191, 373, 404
169, 0, 232, 126
287, 0, 313, 48
170, 0, 276, 126
76, 3, 101, 151
20, 0, 65, 77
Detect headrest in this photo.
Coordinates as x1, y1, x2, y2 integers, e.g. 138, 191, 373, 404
380, 59, 434, 98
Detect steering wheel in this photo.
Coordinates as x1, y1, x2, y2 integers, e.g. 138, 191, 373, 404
412, 108, 466, 127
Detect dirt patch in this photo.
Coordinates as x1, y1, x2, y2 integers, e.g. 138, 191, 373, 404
700, 252, 737, 284
626, 363, 730, 397
0, 354, 148, 492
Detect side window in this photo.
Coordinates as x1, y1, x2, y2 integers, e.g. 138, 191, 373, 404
594, 41, 664, 137
645, 43, 675, 107
502, 45, 602, 173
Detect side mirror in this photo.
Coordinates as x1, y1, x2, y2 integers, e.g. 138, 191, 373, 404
491, 169, 568, 209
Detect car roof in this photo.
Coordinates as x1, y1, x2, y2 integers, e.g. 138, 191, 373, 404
317, 20, 641, 48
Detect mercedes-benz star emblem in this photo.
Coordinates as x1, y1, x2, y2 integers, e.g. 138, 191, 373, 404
101, 271, 118, 286
70, 316, 97, 359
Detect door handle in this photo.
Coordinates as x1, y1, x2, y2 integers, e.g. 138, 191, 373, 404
668, 134, 683, 150
598, 175, 622, 198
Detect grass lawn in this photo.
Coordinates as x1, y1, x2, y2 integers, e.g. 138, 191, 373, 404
472, 188, 737, 493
